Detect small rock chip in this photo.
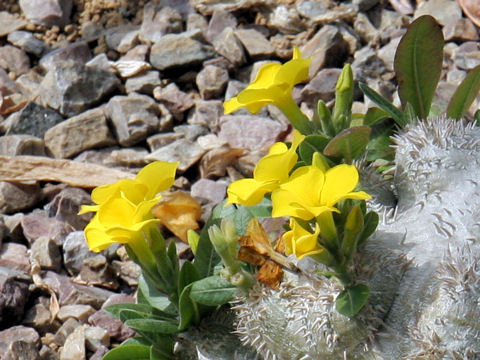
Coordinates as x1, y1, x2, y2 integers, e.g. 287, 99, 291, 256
234, 28, 275, 58
140, 3, 184, 43
39, 41, 91, 72
0, 326, 40, 360
44, 187, 92, 230
7, 30, 50, 57
196, 65, 229, 99
300, 68, 342, 106
153, 83, 195, 121
62, 231, 94, 275
212, 27, 246, 66
0, 135, 45, 156
191, 178, 228, 204
0, 181, 40, 214
0, 12, 27, 37
21, 211, 74, 246
59, 324, 85, 360
84, 326, 110, 352
0, 45, 30, 76
30, 236, 62, 271
57, 305, 95, 323
19, 0, 73, 27
0, 271, 31, 324
414, 0, 462, 26
0, 242, 30, 272
187, 99, 224, 131
206, 8, 237, 42
88, 310, 135, 342
125, 70, 162, 95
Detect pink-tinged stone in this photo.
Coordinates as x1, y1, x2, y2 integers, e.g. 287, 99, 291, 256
21, 211, 74, 246
0, 242, 30, 272
88, 310, 135, 342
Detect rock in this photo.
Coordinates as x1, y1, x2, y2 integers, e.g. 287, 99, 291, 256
354, 12, 379, 44
80, 21, 104, 42
187, 99, 224, 131
30, 236, 62, 272
105, 24, 139, 53
0, 135, 45, 156
0, 12, 26, 37
218, 115, 287, 152
443, 17, 479, 42
59, 324, 85, 360
140, 3, 183, 43
109, 148, 149, 168
212, 27, 246, 66
23, 297, 56, 334
300, 68, 342, 106
19, 0, 72, 27
5, 102, 64, 139
206, 8, 237, 42
353, 0, 379, 11
153, 83, 195, 121
15, 71, 44, 99
85, 53, 114, 73
0, 269, 30, 324
0, 68, 22, 97
0, 181, 40, 214
191, 178, 228, 204
196, 65, 229, 99
106, 93, 160, 147
150, 33, 215, 70
57, 305, 95, 323
187, 12, 208, 33
44, 187, 93, 230
145, 138, 207, 173
77, 254, 118, 290
44, 107, 116, 159
0, 242, 30, 272
39, 42, 91, 72
234, 28, 275, 58
21, 211, 74, 246
377, 36, 402, 72
84, 326, 109, 352
301, 25, 350, 76
0, 45, 30, 76
174, 124, 209, 141
111, 260, 141, 286
455, 41, 480, 70
0, 326, 40, 360
39, 345, 59, 360
40, 62, 119, 117
88, 310, 135, 342
89, 345, 109, 360
268, 4, 306, 34
125, 70, 162, 95
119, 44, 150, 61
113, 59, 151, 78
1, 213, 23, 242
62, 231, 95, 276
351, 46, 387, 82
414, 0, 462, 26
53, 318, 80, 346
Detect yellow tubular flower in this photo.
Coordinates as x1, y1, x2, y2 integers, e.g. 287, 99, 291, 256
226, 130, 305, 206
272, 164, 371, 220
223, 46, 311, 115
283, 218, 323, 259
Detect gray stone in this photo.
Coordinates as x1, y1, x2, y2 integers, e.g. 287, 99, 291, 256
89, 345, 109, 360
39, 345, 59, 360
21, 211, 74, 246
268, 5, 306, 34
80, 21, 104, 42
147, 133, 184, 151
44, 107, 116, 159
353, 0, 380, 11
174, 124, 209, 141
0, 135, 45, 156
111, 260, 141, 286
351, 46, 387, 82
57, 305, 95, 323
234, 28, 275, 58
106, 93, 160, 146
377, 36, 402, 72
88, 310, 135, 342
105, 24, 139, 53
119, 44, 149, 61
0, 326, 40, 360
187, 12, 208, 33
0, 45, 30, 76
1, 213, 24, 243
53, 318, 80, 346
0, 270, 30, 324
125, 70, 162, 95
85, 53, 113, 73
140, 3, 183, 43
300, 68, 342, 106
0, 68, 23, 96
150, 33, 215, 71
5, 102, 64, 138
62, 231, 94, 276
0, 181, 40, 214
212, 27, 246, 66
39, 41, 91, 72
196, 65, 229, 99
15, 71, 44, 99
59, 324, 85, 360
0, 12, 27, 37
443, 17, 479, 42
23, 297, 56, 334
40, 62, 119, 117
296, 0, 329, 21
77, 255, 118, 290
191, 178, 228, 204
206, 8, 237, 42
109, 148, 149, 168
30, 236, 62, 271
44, 187, 92, 230
301, 25, 350, 76
218, 115, 287, 152
455, 41, 480, 70
20, 0, 72, 27
353, 12, 379, 44
145, 138, 206, 172
153, 83, 195, 121
84, 326, 109, 352
414, 0, 461, 26
0, 242, 30, 272
187, 99, 223, 131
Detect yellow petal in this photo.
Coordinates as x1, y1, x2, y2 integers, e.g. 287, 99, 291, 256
224, 96, 243, 114
248, 63, 282, 89
280, 166, 325, 206
91, 179, 146, 205
106, 219, 159, 239
136, 161, 178, 198
84, 215, 119, 252
292, 46, 301, 60
98, 197, 136, 228
78, 204, 99, 215
271, 188, 316, 220
227, 178, 277, 206
275, 58, 311, 87
320, 164, 370, 206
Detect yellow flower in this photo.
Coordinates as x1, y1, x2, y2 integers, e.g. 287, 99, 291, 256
271, 164, 370, 220
226, 130, 305, 206
283, 218, 323, 259
80, 161, 179, 253
223, 47, 311, 115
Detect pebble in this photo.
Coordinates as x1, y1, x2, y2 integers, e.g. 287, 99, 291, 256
0, 326, 40, 359
125, 70, 162, 95
196, 65, 229, 99
139, 3, 184, 43
19, 0, 73, 27
44, 187, 93, 230
0, 45, 30, 75
21, 210, 74, 246
105, 24, 139, 53
59, 324, 85, 360
0, 12, 27, 37
187, 99, 224, 131
455, 41, 480, 70
30, 236, 62, 271
414, 0, 462, 26
234, 28, 275, 58
153, 82, 195, 121
206, 8, 237, 43
443, 17, 479, 42
212, 27, 246, 66
0, 181, 40, 214
44, 107, 116, 159
0, 269, 31, 324
0, 68, 23, 96
23, 297, 56, 334
57, 305, 95, 323
88, 310, 135, 342
62, 231, 94, 276
39, 41, 91, 72
0, 242, 30, 272
300, 68, 342, 106
191, 178, 228, 204
0, 135, 46, 156
53, 317, 80, 347
84, 326, 110, 352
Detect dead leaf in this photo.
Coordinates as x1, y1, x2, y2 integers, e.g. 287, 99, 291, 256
0, 93, 27, 115
257, 260, 284, 290
0, 155, 134, 187
239, 217, 273, 256
152, 190, 202, 243
238, 246, 266, 266
199, 145, 244, 178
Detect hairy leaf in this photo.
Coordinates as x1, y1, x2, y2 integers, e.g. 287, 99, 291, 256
190, 276, 237, 306
335, 284, 370, 317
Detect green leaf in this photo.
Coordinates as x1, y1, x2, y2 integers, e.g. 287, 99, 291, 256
394, 15, 443, 119
190, 276, 237, 306
138, 275, 176, 315
233, 205, 253, 236
103, 344, 151, 360
323, 126, 371, 163
447, 65, 480, 119
363, 107, 389, 126
178, 284, 199, 330
178, 261, 200, 297
104, 303, 154, 319
359, 82, 406, 127
357, 211, 379, 246
366, 122, 395, 162
403, 102, 417, 123
124, 319, 179, 335
317, 100, 335, 137
245, 198, 272, 218
335, 284, 370, 317
298, 134, 331, 165
332, 64, 354, 131
193, 213, 222, 278
150, 343, 175, 360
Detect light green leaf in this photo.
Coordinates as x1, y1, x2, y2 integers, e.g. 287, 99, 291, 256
394, 15, 443, 119
178, 284, 199, 330
178, 261, 200, 296
359, 82, 406, 127
447, 65, 480, 119
298, 134, 331, 165
323, 126, 371, 163
357, 211, 379, 246
190, 276, 237, 306
103, 344, 151, 360
245, 198, 272, 218
363, 107, 389, 126
124, 319, 179, 334
138, 275, 176, 315
335, 284, 370, 317
233, 205, 253, 236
